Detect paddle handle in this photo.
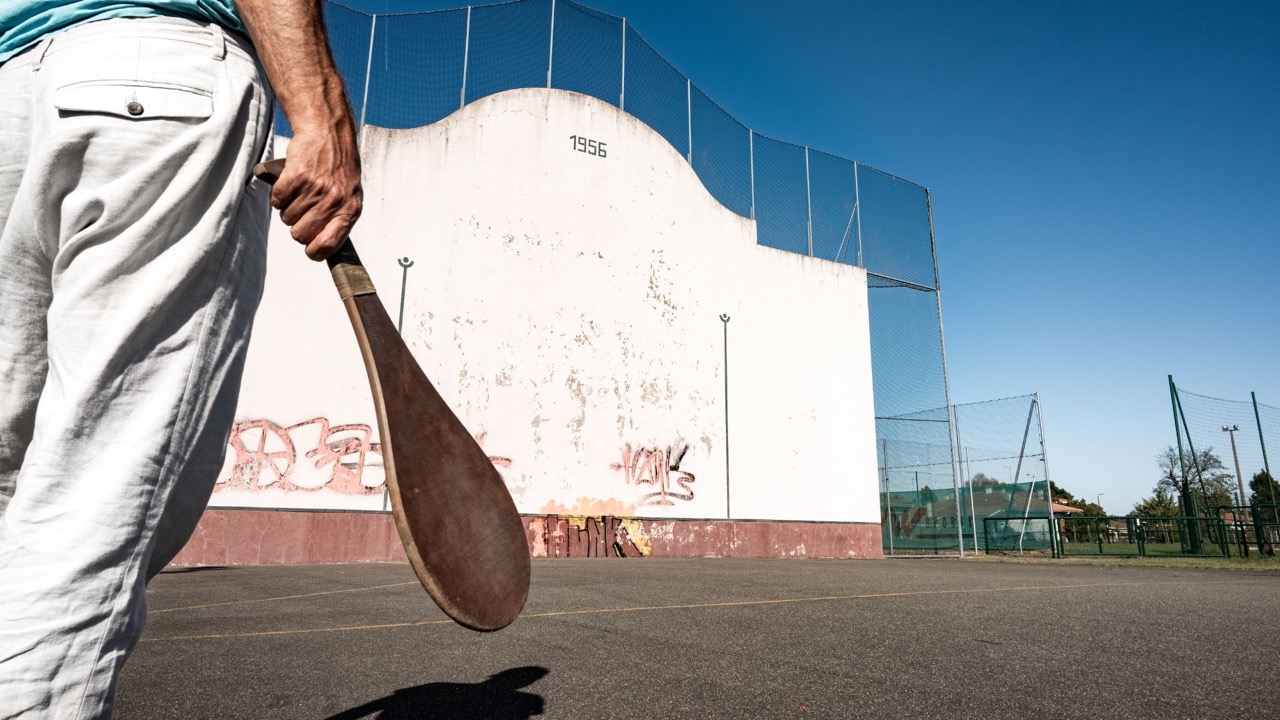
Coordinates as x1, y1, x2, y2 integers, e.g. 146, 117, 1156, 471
252, 158, 375, 299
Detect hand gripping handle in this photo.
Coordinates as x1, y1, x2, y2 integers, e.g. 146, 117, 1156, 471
252, 158, 375, 299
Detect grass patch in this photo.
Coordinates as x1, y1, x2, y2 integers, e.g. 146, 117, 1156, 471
969, 554, 1280, 571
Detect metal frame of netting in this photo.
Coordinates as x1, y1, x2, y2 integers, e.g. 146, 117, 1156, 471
951, 393, 1055, 555
311, 0, 957, 544
881, 394, 1056, 556
1168, 376, 1276, 518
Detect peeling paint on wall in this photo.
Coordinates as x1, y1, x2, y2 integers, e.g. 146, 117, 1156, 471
212, 88, 881, 524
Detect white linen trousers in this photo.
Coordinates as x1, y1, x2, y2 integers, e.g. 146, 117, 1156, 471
0, 17, 273, 718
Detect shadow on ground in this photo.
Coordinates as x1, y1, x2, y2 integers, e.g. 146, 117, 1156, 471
324, 666, 549, 720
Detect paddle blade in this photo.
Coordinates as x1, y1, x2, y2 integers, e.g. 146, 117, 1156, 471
346, 293, 530, 631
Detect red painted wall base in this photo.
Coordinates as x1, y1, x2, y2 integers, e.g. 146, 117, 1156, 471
168, 509, 884, 567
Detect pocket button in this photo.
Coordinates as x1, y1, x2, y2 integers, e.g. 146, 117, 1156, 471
127, 101, 144, 116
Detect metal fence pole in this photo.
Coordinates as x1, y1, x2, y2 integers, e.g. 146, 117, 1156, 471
1255, 392, 1273, 492
546, 0, 556, 89
619, 18, 626, 110
883, 438, 893, 556
686, 79, 692, 164
966, 447, 978, 553
834, 185, 857, 264
460, 7, 471, 109
952, 404, 967, 548
1172, 382, 1208, 553
357, 14, 377, 140
1035, 392, 1061, 555
720, 313, 732, 519
804, 147, 813, 256
950, 403, 968, 551
926, 188, 963, 556
855, 162, 865, 266
748, 130, 755, 220
1170, 376, 1194, 516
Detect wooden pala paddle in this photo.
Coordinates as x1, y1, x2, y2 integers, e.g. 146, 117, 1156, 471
254, 158, 529, 632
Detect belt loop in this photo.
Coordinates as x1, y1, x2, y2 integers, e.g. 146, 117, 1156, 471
211, 23, 226, 60
30, 35, 54, 72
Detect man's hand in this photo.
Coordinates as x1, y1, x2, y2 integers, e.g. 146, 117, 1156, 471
235, 0, 363, 261
270, 129, 362, 260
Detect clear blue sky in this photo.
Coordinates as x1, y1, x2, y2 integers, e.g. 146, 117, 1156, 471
340, 0, 1280, 514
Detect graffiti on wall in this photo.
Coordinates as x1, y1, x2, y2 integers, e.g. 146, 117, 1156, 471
219, 417, 384, 494
611, 442, 695, 507
219, 418, 509, 494
537, 515, 651, 558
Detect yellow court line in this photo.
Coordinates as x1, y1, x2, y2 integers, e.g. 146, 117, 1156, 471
149, 582, 420, 614
140, 577, 1271, 643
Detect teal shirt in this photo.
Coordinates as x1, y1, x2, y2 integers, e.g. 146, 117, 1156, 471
1, 1, 244, 63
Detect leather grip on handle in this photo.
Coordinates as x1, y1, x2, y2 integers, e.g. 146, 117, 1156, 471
251, 158, 376, 300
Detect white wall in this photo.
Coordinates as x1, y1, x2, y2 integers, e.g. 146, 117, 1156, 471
213, 88, 880, 523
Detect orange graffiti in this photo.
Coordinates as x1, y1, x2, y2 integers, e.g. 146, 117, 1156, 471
541, 497, 638, 517
540, 515, 647, 558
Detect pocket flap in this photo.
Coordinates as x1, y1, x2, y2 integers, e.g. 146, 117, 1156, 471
54, 82, 213, 120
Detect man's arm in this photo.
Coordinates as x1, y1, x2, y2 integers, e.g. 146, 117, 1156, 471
234, 0, 363, 261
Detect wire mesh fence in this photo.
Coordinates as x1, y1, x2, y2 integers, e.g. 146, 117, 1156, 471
1168, 377, 1275, 516
953, 394, 1054, 554
1056, 516, 1231, 558
982, 516, 1054, 555
306, 0, 955, 547
876, 394, 1056, 556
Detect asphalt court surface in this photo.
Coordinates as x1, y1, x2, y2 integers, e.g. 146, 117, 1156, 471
118, 558, 1280, 719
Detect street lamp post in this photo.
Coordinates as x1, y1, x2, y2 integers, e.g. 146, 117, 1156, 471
1224, 424, 1246, 510
1224, 424, 1249, 558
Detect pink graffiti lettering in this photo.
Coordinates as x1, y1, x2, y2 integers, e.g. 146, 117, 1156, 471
220, 418, 384, 494
611, 443, 694, 506
220, 419, 512, 494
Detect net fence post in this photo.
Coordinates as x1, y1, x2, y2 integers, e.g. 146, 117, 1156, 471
1170, 376, 1194, 516
686, 79, 692, 164
748, 130, 755, 220
883, 438, 893, 556
1255, 392, 1273, 488
1172, 380, 1207, 552
357, 13, 376, 141
853, 161, 863, 267
966, 446, 978, 553
547, 0, 556, 89
805, 147, 813, 257
1014, 397, 1037, 553
951, 403, 974, 554
926, 187, 963, 556
460, 6, 471, 109
619, 17, 626, 110
1035, 393, 1060, 556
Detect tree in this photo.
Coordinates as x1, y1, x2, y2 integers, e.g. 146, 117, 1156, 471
1250, 470, 1280, 524
969, 473, 1001, 488
1249, 470, 1279, 505
1049, 481, 1075, 504
1132, 484, 1180, 517
1155, 446, 1236, 513
1048, 481, 1102, 515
